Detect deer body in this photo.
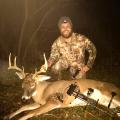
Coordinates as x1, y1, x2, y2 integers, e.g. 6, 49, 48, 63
32, 80, 120, 107
7, 54, 120, 120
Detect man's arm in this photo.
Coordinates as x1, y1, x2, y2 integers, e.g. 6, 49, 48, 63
85, 38, 97, 69
48, 39, 60, 67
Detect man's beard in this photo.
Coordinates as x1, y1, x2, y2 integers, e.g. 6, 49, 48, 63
61, 30, 72, 38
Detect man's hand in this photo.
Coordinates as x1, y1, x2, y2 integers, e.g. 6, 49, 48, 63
81, 65, 90, 73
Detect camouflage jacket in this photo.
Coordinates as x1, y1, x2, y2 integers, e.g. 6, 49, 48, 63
49, 33, 97, 69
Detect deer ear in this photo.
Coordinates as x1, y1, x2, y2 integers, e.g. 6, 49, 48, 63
36, 75, 51, 81
16, 72, 25, 79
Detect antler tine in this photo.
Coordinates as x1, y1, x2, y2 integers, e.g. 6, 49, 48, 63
43, 53, 48, 71
9, 53, 12, 68
22, 66, 24, 73
8, 54, 25, 76
14, 56, 17, 67
34, 68, 37, 74
32, 53, 48, 79
39, 53, 48, 73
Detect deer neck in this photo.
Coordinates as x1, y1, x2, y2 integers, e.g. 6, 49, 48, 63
32, 81, 49, 104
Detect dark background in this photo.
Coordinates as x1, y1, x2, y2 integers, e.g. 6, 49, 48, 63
0, 1, 120, 119
0, 0, 120, 82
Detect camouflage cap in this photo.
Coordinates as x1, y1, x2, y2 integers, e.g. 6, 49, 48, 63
58, 16, 73, 28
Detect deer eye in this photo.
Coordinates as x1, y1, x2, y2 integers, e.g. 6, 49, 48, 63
30, 83, 35, 88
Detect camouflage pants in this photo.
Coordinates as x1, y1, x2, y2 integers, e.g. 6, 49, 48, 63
51, 59, 86, 80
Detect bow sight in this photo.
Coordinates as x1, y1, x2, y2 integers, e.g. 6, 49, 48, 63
67, 82, 99, 108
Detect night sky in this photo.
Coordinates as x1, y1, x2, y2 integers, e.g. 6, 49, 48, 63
0, 0, 120, 66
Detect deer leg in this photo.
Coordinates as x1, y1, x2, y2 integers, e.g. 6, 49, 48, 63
18, 102, 61, 120
9, 103, 40, 119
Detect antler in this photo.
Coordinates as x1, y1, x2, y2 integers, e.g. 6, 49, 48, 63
8, 53, 25, 78
32, 53, 48, 79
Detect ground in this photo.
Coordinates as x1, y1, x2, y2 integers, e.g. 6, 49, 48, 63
0, 60, 120, 120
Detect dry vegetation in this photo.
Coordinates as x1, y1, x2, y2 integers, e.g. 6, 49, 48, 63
0, 59, 120, 120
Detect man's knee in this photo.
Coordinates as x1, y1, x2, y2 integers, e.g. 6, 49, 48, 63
51, 62, 62, 74
51, 60, 68, 74
69, 67, 86, 79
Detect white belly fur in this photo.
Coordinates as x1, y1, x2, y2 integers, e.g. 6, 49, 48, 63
68, 89, 120, 108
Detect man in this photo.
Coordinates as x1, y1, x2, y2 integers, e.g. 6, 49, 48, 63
43, 16, 97, 79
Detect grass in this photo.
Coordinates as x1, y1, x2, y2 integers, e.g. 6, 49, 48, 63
0, 61, 120, 120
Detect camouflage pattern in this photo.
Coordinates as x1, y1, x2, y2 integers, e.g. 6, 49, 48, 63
48, 33, 97, 79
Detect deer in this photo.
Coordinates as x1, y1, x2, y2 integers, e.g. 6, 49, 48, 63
6, 53, 120, 120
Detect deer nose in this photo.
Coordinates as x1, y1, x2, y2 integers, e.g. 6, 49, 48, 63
22, 96, 30, 102
22, 97, 27, 102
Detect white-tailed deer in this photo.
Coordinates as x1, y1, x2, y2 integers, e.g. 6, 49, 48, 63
6, 53, 120, 120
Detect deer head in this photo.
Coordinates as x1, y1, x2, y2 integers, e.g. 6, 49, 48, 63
8, 53, 51, 101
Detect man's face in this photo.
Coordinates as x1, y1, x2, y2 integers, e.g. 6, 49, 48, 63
59, 22, 72, 38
